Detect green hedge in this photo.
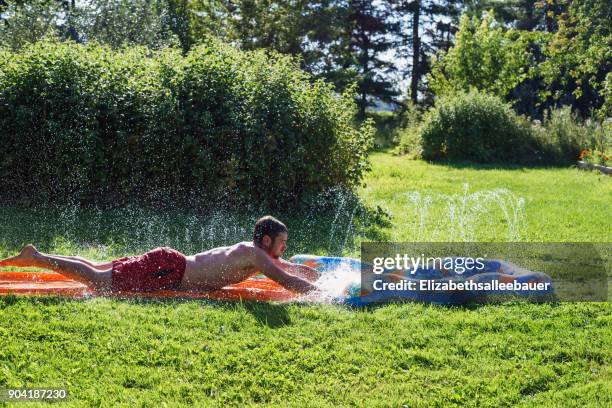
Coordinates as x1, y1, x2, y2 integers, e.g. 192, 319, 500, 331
0, 40, 373, 208
419, 89, 608, 164
420, 90, 537, 163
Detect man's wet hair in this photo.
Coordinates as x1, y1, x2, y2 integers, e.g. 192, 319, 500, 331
253, 216, 288, 246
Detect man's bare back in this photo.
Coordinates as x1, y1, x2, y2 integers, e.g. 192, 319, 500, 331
181, 241, 312, 291
178, 225, 320, 293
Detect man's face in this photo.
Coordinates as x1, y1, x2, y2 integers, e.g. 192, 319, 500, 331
262, 232, 288, 259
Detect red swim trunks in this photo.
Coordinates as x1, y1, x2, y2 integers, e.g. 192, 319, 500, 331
111, 247, 187, 292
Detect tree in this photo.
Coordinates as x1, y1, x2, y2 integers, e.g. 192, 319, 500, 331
428, 11, 534, 100
0, 1, 61, 49
342, 0, 399, 117
186, 1, 315, 57
189, 1, 401, 117
0, 0, 179, 50
453, 1, 572, 119
462, 0, 569, 32
166, 0, 192, 52
394, 0, 463, 104
72, 0, 179, 49
538, 0, 611, 118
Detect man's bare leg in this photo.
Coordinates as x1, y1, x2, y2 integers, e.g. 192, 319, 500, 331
0, 245, 111, 291
52, 255, 112, 271
0, 247, 112, 270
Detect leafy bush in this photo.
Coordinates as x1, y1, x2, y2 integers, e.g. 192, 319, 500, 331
366, 111, 400, 150
395, 126, 422, 159
419, 90, 537, 163
418, 90, 610, 164
0, 40, 373, 209
532, 106, 610, 164
394, 103, 423, 157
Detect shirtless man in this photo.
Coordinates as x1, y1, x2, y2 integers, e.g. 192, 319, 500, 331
0, 216, 319, 294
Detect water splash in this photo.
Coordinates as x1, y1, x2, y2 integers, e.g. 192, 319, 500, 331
3, 186, 363, 259
405, 183, 526, 242
292, 186, 363, 256
305, 262, 361, 304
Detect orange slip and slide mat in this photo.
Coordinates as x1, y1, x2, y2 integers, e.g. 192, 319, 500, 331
0, 271, 298, 302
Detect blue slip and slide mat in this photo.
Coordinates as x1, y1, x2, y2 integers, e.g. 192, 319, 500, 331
290, 254, 555, 306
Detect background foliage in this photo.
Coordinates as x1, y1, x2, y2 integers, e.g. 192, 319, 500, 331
0, 40, 373, 208
417, 89, 608, 164
1, 0, 610, 120
428, 12, 535, 101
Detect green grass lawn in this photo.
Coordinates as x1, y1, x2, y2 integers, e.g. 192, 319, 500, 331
360, 153, 612, 243
1, 153, 610, 407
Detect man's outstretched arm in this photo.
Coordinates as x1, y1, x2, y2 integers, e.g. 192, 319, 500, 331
278, 260, 320, 282
250, 248, 318, 294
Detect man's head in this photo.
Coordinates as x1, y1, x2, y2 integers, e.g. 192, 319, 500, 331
253, 216, 288, 259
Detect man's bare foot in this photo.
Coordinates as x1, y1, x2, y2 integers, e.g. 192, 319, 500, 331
0, 244, 40, 268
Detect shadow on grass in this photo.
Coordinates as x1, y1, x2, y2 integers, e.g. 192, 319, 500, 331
241, 302, 291, 328
112, 296, 293, 328
118, 296, 293, 328
0, 294, 83, 308
427, 159, 573, 171
0, 293, 562, 325
370, 145, 400, 154
0, 293, 294, 328
345, 297, 560, 313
